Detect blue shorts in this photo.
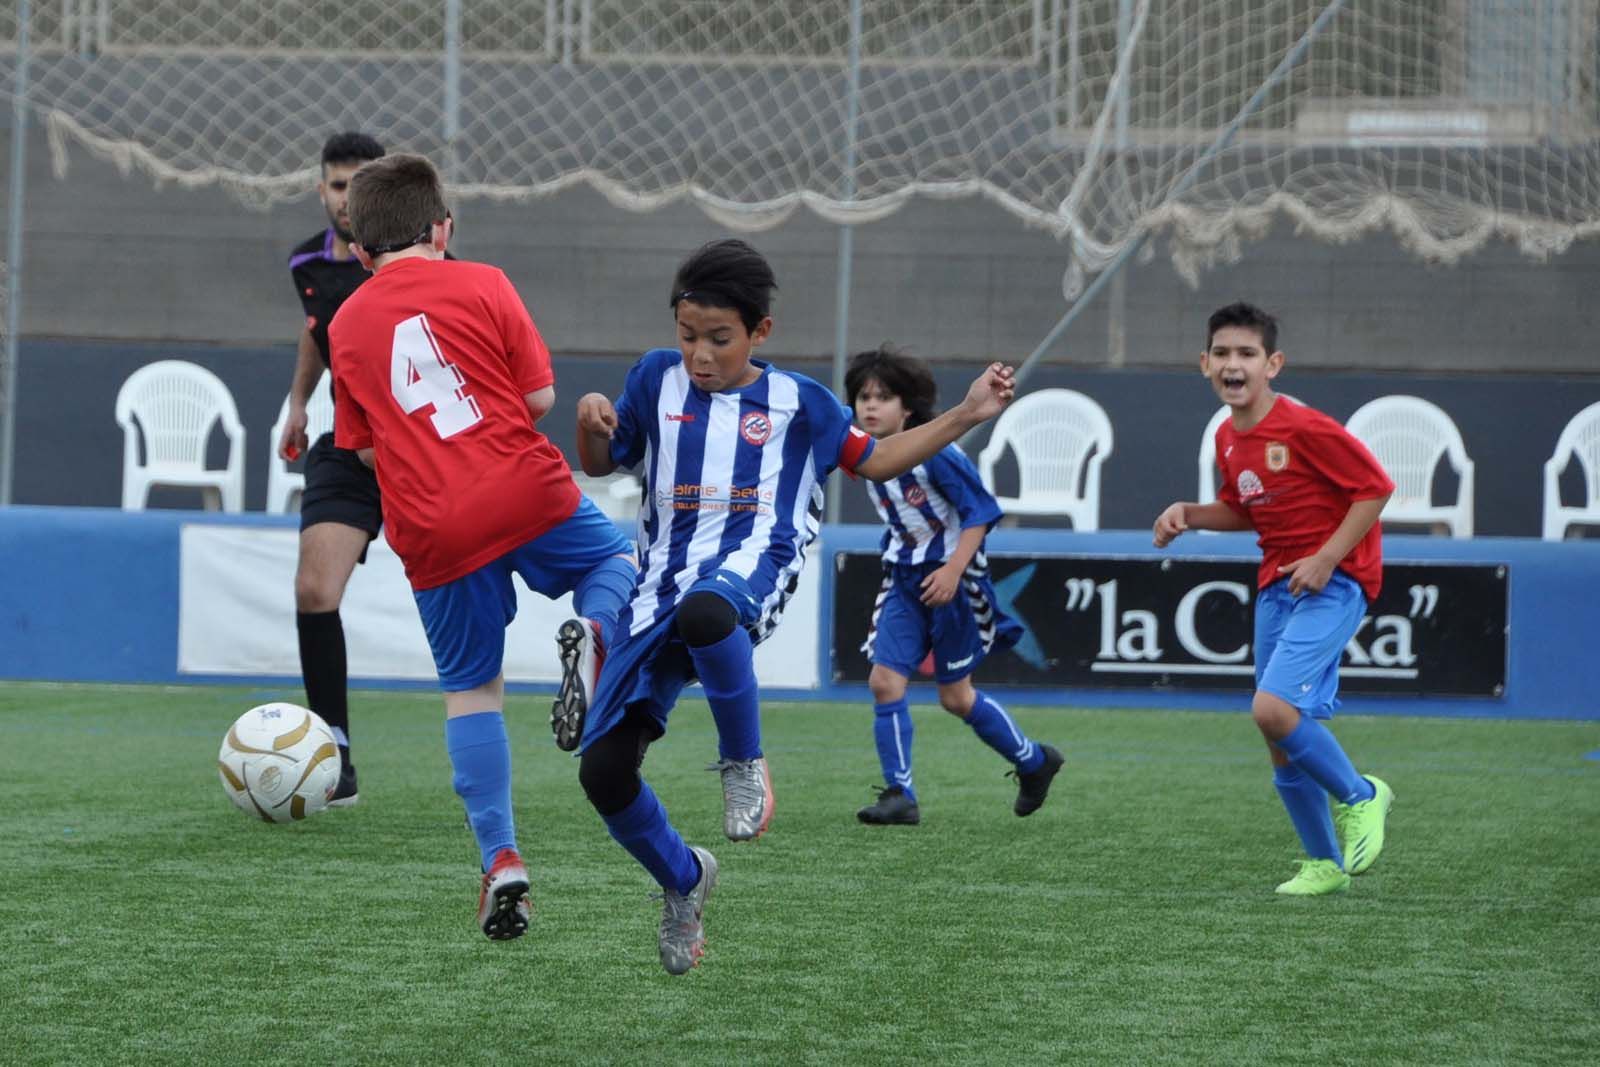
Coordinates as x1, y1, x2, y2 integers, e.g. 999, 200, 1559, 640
578, 568, 762, 750
864, 562, 1023, 684
1255, 571, 1367, 719
413, 497, 632, 691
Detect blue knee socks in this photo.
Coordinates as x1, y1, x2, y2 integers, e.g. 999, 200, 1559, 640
574, 553, 637, 648
1273, 763, 1342, 864
1277, 714, 1375, 806
688, 626, 762, 761
965, 690, 1044, 774
872, 698, 916, 802
446, 711, 516, 871
601, 781, 701, 895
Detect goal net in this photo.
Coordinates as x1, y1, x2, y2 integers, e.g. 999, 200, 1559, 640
3, 0, 1598, 278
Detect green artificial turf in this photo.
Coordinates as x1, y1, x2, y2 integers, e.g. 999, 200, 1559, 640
2, 683, 1596, 1065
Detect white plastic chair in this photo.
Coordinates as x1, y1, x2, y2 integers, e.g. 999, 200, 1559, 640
977, 388, 1113, 530
571, 469, 643, 522
1543, 400, 1600, 540
1197, 394, 1301, 504
266, 375, 337, 513
114, 360, 245, 512
1345, 395, 1474, 538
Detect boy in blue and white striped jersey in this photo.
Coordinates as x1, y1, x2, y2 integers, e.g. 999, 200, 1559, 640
572, 240, 1017, 973
846, 345, 1063, 827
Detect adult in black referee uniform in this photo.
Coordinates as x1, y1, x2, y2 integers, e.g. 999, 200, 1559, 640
275, 131, 387, 806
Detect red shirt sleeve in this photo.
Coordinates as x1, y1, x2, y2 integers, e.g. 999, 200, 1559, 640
1297, 416, 1394, 501
328, 314, 372, 451
496, 271, 553, 394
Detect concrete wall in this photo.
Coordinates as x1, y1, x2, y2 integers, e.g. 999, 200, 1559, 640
2, 120, 1599, 373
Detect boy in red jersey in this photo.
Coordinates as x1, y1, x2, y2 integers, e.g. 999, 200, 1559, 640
329, 154, 636, 940
1153, 302, 1396, 896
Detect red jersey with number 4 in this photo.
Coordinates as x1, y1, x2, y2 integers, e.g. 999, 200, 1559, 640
331, 257, 579, 590
1215, 395, 1393, 601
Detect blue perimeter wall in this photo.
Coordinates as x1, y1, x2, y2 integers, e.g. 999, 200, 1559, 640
3, 505, 1598, 720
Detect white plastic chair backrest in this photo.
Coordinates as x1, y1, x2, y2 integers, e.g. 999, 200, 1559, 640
1543, 401, 1600, 538
270, 375, 336, 456
266, 375, 337, 512
1197, 394, 1300, 503
1344, 395, 1470, 509
115, 360, 243, 469
978, 388, 1113, 524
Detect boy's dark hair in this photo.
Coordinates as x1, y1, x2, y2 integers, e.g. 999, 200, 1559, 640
670, 239, 778, 332
1207, 301, 1279, 353
320, 131, 385, 172
844, 344, 938, 429
347, 153, 449, 255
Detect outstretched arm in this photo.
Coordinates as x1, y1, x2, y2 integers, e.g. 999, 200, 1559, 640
855, 363, 1015, 482
1153, 501, 1253, 547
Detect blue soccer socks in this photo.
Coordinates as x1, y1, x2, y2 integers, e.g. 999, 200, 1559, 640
872, 699, 917, 803
966, 690, 1044, 774
689, 625, 762, 761
1273, 762, 1343, 864
602, 782, 702, 896
445, 711, 517, 871
574, 553, 637, 648
1278, 714, 1376, 807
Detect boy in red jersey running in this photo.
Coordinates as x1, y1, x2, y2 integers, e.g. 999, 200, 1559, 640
329, 154, 636, 941
1153, 302, 1396, 896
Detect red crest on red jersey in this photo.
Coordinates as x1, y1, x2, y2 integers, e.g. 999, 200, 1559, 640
1266, 441, 1290, 471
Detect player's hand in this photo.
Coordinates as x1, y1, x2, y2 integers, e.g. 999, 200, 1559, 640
576, 393, 618, 440
277, 405, 309, 462
1279, 553, 1336, 596
1153, 503, 1189, 547
959, 363, 1016, 423
920, 563, 962, 606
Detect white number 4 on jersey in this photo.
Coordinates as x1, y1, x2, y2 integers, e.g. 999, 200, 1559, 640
390, 313, 482, 439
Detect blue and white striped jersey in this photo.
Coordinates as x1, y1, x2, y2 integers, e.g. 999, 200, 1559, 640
866, 444, 1002, 566
610, 348, 875, 640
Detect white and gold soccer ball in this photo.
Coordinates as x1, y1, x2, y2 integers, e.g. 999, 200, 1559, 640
217, 702, 341, 823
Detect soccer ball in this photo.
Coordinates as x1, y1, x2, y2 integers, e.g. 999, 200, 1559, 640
217, 702, 341, 823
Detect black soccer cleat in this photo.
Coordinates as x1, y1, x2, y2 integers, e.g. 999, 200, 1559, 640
326, 761, 359, 809
857, 785, 921, 826
1010, 745, 1064, 817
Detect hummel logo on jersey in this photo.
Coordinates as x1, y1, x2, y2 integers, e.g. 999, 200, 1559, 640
945, 654, 975, 671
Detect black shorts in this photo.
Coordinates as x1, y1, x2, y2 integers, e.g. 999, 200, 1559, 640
300, 433, 383, 552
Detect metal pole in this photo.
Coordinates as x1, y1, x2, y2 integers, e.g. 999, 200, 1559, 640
1066, 0, 1080, 128
443, 0, 461, 183
826, 0, 864, 524
1108, 0, 1132, 367
979, 0, 1351, 425
2, 0, 33, 506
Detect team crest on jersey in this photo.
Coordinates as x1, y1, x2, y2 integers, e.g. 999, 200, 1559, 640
904, 485, 927, 507
1237, 469, 1265, 501
1265, 441, 1290, 472
740, 412, 772, 446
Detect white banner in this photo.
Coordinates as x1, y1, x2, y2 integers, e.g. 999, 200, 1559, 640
177, 524, 820, 688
